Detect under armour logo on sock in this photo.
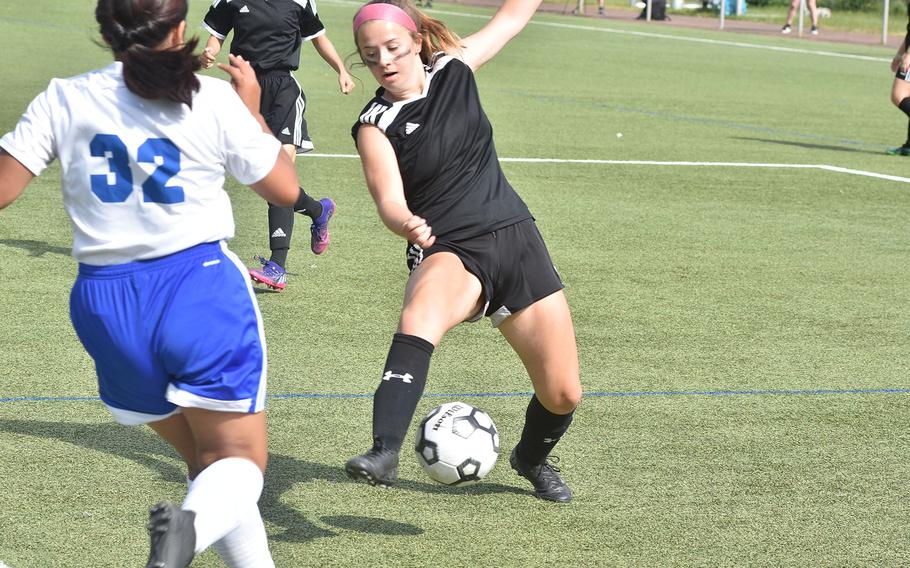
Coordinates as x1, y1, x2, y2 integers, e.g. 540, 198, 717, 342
382, 371, 413, 383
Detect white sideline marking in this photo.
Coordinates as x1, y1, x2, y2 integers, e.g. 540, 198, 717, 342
325, 0, 889, 63
438, 8, 891, 63
307, 154, 910, 185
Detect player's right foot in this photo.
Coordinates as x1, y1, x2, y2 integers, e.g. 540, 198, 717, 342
345, 444, 399, 488
781, 24, 792, 34
886, 145, 910, 156
145, 501, 196, 568
510, 447, 573, 503
249, 255, 287, 291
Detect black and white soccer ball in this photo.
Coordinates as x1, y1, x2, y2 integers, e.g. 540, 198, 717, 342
414, 401, 500, 486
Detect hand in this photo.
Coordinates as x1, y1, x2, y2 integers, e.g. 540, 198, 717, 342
338, 71, 355, 95
892, 52, 902, 73
402, 215, 436, 249
902, 52, 910, 75
218, 54, 261, 114
201, 47, 216, 70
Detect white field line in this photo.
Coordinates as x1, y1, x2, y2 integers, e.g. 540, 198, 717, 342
307, 154, 910, 185
324, 0, 890, 63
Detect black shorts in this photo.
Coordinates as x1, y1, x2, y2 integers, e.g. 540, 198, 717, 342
258, 70, 314, 154
898, 67, 910, 82
405, 219, 564, 327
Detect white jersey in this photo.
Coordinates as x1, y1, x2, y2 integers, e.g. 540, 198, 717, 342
0, 62, 281, 265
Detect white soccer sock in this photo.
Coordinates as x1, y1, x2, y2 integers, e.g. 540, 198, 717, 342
181, 457, 264, 554
211, 504, 275, 568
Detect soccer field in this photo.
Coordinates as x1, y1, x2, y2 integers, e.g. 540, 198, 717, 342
1, 0, 909, 566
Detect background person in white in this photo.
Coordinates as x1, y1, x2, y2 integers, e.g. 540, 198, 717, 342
0, 0, 299, 566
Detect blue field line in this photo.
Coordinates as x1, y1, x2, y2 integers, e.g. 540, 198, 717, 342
1, 388, 908, 405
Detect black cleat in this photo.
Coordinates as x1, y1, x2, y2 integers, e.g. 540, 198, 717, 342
145, 501, 196, 568
345, 445, 399, 488
510, 447, 573, 503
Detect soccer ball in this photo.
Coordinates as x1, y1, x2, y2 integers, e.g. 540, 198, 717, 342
414, 401, 500, 486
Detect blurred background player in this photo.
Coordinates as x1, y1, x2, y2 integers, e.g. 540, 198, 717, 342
201, 0, 354, 291
781, 0, 819, 35
344, 0, 582, 503
0, 0, 300, 565
888, 2, 910, 156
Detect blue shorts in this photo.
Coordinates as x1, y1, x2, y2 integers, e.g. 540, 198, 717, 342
70, 241, 267, 425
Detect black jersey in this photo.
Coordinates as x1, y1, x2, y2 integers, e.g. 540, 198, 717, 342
203, 0, 325, 73
352, 56, 532, 242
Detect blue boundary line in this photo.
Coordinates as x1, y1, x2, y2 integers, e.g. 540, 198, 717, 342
1, 388, 908, 404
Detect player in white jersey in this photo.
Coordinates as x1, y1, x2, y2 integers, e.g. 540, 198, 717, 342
0, 0, 299, 566
344, 0, 582, 503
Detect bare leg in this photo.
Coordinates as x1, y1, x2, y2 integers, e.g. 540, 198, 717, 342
345, 252, 483, 486
498, 290, 581, 502
146, 409, 272, 566
498, 291, 581, 414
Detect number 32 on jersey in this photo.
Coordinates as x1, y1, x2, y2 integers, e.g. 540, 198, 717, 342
89, 133, 184, 204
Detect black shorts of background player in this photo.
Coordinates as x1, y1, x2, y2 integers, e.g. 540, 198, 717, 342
343, 0, 582, 503
888, 6, 910, 156
202, 0, 354, 290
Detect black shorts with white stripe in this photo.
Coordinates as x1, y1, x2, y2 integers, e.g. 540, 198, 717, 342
405, 219, 564, 327
258, 70, 314, 154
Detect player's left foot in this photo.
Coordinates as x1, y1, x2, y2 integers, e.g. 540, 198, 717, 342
249, 255, 287, 291
509, 447, 573, 503
145, 501, 196, 568
310, 198, 336, 255
886, 145, 910, 156
810, 25, 819, 35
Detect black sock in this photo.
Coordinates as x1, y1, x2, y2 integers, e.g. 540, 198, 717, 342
900, 98, 910, 146
269, 248, 288, 268
515, 395, 575, 464
267, 204, 294, 267
293, 187, 323, 220
372, 333, 434, 453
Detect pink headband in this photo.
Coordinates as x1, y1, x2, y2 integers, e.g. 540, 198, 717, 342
353, 3, 418, 34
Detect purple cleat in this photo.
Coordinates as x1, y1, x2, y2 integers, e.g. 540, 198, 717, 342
310, 198, 336, 255
249, 255, 287, 291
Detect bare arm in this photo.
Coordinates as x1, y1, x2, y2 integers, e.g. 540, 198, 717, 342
357, 125, 435, 248
459, 0, 543, 72
201, 35, 224, 69
249, 147, 298, 207
0, 151, 35, 210
311, 34, 354, 94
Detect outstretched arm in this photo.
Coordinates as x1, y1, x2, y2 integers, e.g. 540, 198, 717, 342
0, 151, 34, 210
357, 126, 435, 248
459, 0, 543, 72
312, 35, 355, 94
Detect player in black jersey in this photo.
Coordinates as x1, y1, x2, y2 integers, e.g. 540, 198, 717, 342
888, 2, 910, 156
343, 0, 582, 503
201, 0, 354, 290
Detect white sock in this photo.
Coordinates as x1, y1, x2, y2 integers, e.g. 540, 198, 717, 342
181, 457, 264, 553
211, 504, 275, 568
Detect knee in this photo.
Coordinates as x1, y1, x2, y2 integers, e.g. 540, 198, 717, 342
196, 448, 267, 474
541, 386, 582, 415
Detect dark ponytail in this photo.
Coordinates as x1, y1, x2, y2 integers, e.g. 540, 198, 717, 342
95, 0, 200, 107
